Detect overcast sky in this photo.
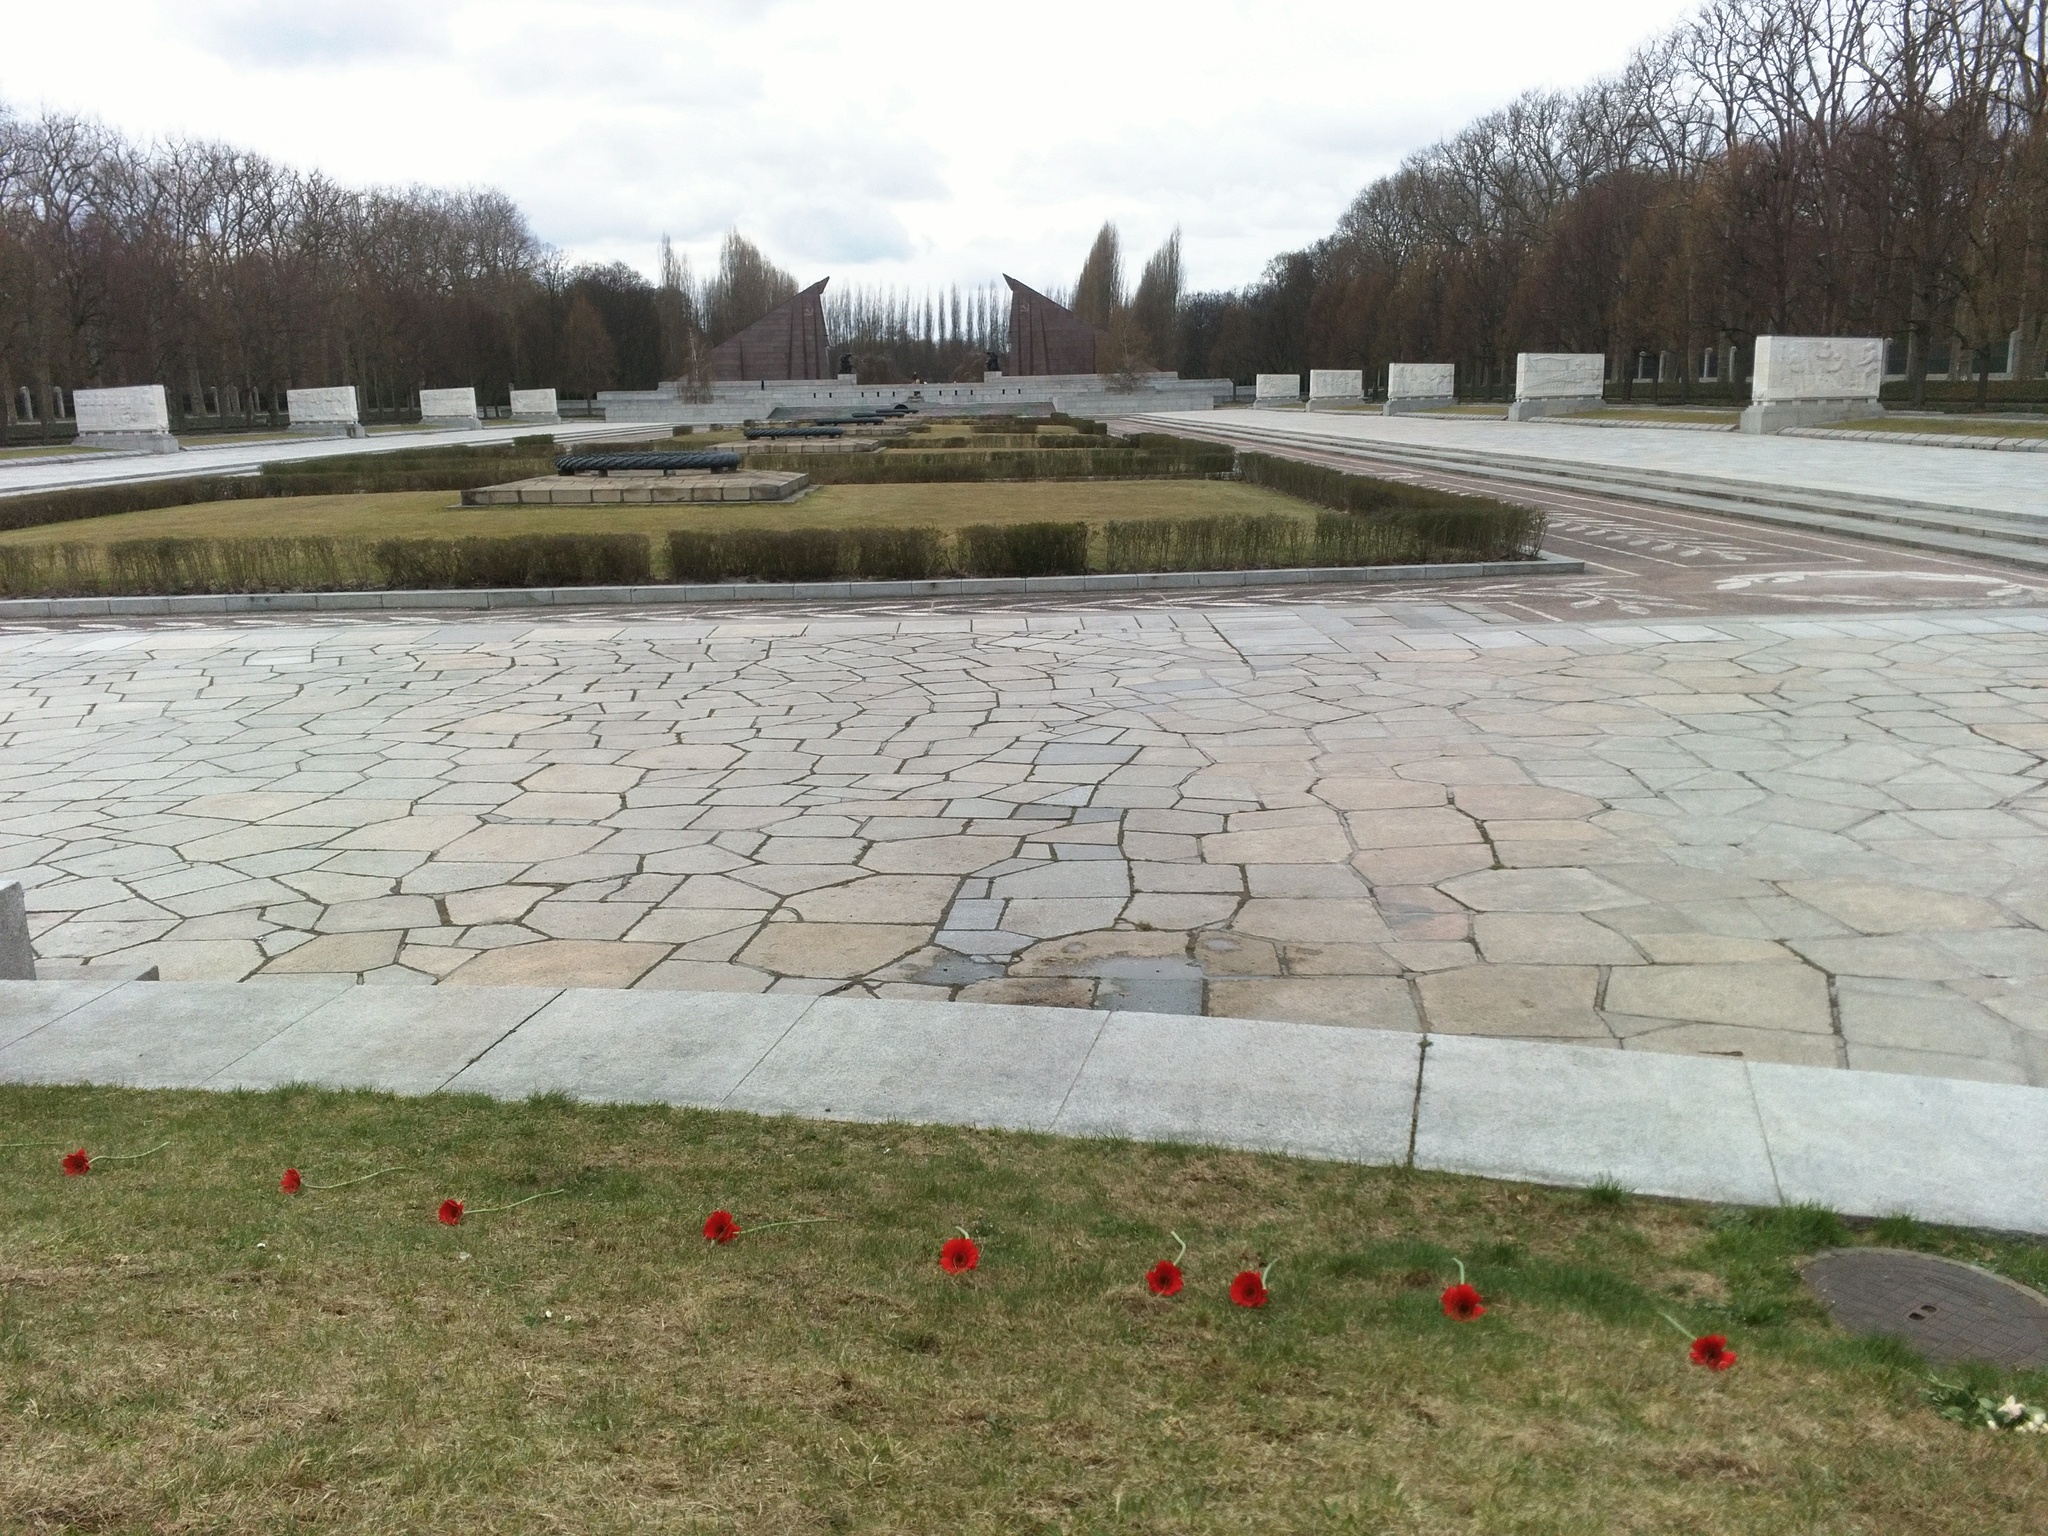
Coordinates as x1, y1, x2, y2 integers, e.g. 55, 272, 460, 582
1, 0, 1700, 296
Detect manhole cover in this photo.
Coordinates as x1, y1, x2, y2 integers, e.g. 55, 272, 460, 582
1802, 1249, 2048, 1369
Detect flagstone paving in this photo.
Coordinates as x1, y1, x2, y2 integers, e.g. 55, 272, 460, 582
1, 596, 2045, 1086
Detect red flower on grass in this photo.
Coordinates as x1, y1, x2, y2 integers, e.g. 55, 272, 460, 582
1442, 1283, 1487, 1321
279, 1168, 302, 1194
1146, 1260, 1184, 1297
1689, 1334, 1737, 1372
438, 1199, 464, 1226
703, 1209, 740, 1244
61, 1148, 90, 1176
940, 1231, 979, 1273
1229, 1269, 1269, 1309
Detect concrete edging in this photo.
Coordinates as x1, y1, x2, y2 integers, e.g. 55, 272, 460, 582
1, 980, 2041, 1235
0, 554, 1585, 620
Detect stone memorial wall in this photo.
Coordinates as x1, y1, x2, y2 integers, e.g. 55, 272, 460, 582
1742, 336, 1885, 433
418, 387, 481, 429
1306, 370, 1364, 410
73, 384, 178, 453
1384, 362, 1456, 415
286, 386, 364, 438
1254, 374, 1302, 408
1508, 353, 1606, 420
509, 387, 560, 423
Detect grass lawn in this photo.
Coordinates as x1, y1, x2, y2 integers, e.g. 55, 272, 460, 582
0, 480, 1321, 548
1571, 408, 1739, 425
3, 1085, 2044, 1534
1840, 415, 2048, 438
0, 444, 107, 460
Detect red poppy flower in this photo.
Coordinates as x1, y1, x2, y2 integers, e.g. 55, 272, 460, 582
1441, 1282, 1486, 1321
940, 1235, 979, 1273
1690, 1334, 1737, 1371
61, 1148, 90, 1176
1229, 1269, 1268, 1308
1146, 1260, 1184, 1297
703, 1209, 740, 1244
437, 1198, 464, 1226
279, 1168, 302, 1194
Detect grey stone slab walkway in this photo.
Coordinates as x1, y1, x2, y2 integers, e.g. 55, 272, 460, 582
2, 601, 2045, 1086
3, 977, 2041, 1235
1151, 409, 2048, 523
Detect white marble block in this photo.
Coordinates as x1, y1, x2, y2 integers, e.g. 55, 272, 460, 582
1254, 374, 1301, 408
286, 385, 365, 438
73, 384, 178, 451
418, 386, 481, 430
1306, 370, 1364, 410
508, 387, 560, 423
1742, 336, 1885, 433
1508, 353, 1606, 420
1384, 362, 1456, 415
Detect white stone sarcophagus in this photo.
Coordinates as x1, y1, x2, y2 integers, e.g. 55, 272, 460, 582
1741, 336, 1885, 433
73, 384, 179, 453
508, 387, 560, 424
1307, 369, 1365, 410
286, 385, 365, 438
418, 386, 481, 431
1384, 362, 1456, 416
1508, 354, 1606, 421
1253, 374, 1302, 408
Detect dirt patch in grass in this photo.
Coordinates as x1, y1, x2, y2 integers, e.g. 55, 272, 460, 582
1, 1085, 2043, 1533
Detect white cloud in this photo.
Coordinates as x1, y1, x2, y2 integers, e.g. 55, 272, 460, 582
0, 0, 1703, 293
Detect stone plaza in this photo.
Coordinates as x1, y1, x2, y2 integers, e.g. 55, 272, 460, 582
4, 587, 2044, 1087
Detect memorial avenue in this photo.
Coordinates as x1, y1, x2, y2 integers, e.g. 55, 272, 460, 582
3, 0, 2048, 1529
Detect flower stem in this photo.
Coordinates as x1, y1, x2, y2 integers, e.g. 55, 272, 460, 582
94, 1140, 170, 1163
1453, 1257, 1466, 1286
1170, 1230, 1187, 1267
304, 1165, 407, 1191
1658, 1311, 1698, 1340
464, 1188, 566, 1217
740, 1216, 841, 1234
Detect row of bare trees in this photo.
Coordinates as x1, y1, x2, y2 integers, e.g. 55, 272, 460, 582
1181, 0, 2046, 402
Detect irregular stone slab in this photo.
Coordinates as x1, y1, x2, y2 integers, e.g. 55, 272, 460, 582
1414, 1035, 1782, 1206
448, 989, 809, 1105
1418, 964, 1605, 1038
1055, 1011, 1420, 1162
726, 997, 1105, 1131
1440, 867, 1640, 912
1803, 1248, 2048, 1369
737, 923, 925, 978
1474, 912, 1643, 964
260, 931, 403, 975
444, 941, 668, 988
1782, 879, 2010, 935
0, 978, 349, 1087
1603, 963, 1833, 1032
1209, 976, 1419, 1031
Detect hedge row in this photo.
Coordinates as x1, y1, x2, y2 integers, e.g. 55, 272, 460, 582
667, 522, 1087, 582
746, 445, 1236, 484
1235, 451, 1545, 559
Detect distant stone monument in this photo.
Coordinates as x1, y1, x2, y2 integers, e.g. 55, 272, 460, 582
73, 384, 178, 453
837, 353, 856, 382
1307, 370, 1364, 410
1384, 363, 1456, 415
286, 385, 365, 438
1254, 374, 1302, 408
508, 387, 560, 425
1508, 354, 1606, 420
1741, 336, 1884, 433
1004, 277, 1108, 375
418, 387, 481, 431
711, 279, 833, 382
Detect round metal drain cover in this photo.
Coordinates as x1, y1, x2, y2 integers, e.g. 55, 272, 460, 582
1803, 1248, 2048, 1369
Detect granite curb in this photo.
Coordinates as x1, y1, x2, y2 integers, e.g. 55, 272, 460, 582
2, 980, 2040, 1235
0, 554, 1586, 621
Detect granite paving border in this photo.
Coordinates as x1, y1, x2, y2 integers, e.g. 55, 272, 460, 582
3, 979, 2041, 1235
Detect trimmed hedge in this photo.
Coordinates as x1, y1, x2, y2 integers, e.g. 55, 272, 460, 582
371, 534, 651, 589
668, 526, 946, 584
1236, 451, 1545, 559
955, 521, 1089, 577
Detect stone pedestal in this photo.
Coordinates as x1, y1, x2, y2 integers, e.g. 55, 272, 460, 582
1510, 354, 1607, 421
0, 880, 32, 980
508, 387, 560, 425
418, 386, 482, 431
1384, 362, 1456, 415
74, 384, 180, 453
1254, 374, 1302, 408
1740, 336, 1884, 434
286, 385, 366, 438
1307, 369, 1364, 410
